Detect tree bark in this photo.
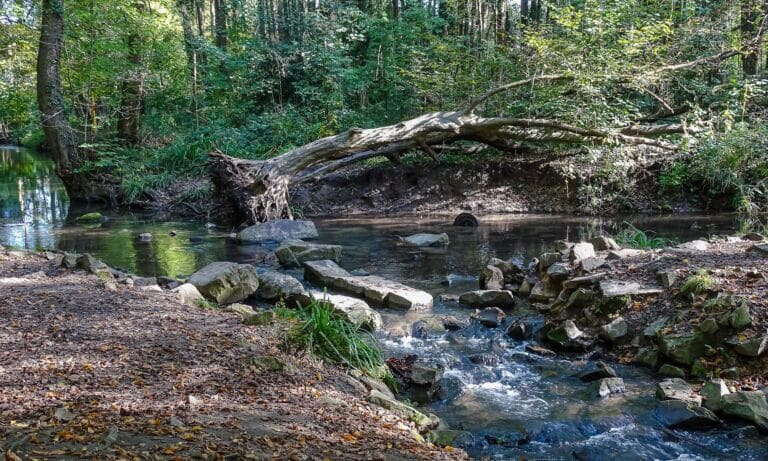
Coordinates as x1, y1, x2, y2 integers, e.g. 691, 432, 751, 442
214, 0, 228, 50
37, 0, 84, 194
741, 0, 760, 75
118, 0, 145, 145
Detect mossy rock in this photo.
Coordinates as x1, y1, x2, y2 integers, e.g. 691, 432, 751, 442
75, 212, 104, 224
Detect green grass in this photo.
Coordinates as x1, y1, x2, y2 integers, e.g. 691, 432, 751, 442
196, 298, 218, 310
286, 298, 391, 383
680, 269, 715, 297
614, 222, 676, 249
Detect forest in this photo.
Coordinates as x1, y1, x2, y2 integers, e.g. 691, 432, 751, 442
0, 0, 766, 221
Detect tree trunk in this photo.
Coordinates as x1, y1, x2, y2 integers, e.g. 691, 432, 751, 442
214, 0, 228, 50
741, 0, 760, 75
179, 0, 200, 127
392, 0, 399, 18
37, 0, 85, 196
118, 1, 145, 146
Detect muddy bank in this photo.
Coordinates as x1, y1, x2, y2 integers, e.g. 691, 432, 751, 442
0, 249, 465, 460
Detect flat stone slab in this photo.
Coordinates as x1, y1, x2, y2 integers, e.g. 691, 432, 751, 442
275, 239, 342, 267
304, 260, 433, 310
656, 378, 701, 405
458, 290, 515, 308
600, 280, 663, 298
401, 233, 449, 247
607, 249, 644, 260
237, 220, 318, 243
563, 273, 606, 289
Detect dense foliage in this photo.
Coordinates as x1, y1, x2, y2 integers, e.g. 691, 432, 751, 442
1, 0, 767, 214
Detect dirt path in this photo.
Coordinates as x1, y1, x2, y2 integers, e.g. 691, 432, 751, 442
0, 250, 466, 460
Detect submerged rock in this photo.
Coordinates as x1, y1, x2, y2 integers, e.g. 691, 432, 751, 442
458, 290, 515, 308
188, 261, 259, 304
655, 400, 720, 429
275, 239, 342, 267
506, 321, 531, 340
475, 306, 505, 328
401, 233, 449, 247
237, 220, 318, 243
74, 212, 104, 224
441, 316, 469, 332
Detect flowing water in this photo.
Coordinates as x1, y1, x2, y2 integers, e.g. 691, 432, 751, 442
2, 145, 767, 460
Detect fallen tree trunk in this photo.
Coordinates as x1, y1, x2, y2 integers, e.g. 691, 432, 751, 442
209, 109, 682, 223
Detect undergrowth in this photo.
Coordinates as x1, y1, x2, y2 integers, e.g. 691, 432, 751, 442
680, 269, 715, 297
614, 222, 676, 249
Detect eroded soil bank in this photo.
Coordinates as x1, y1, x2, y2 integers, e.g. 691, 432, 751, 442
0, 249, 465, 460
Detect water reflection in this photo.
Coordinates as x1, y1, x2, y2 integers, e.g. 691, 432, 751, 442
0, 145, 69, 249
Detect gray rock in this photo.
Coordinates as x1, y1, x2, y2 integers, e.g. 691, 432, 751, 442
569, 242, 596, 263
489, 257, 523, 277
435, 376, 464, 401
476, 307, 505, 328
701, 378, 730, 413
579, 257, 607, 273
577, 361, 617, 382
76, 254, 108, 274
506, 321, 530, 340
726, 334, 768, 357
743, 233, 765, 241
480, 265, 505, 290
729, 304, 752, 330
410, 364, 444, 387
458, 290, 515, 308
188, 261, 260, 304
751, 243, 768, 255
657, 271, 677, 290
655, 400, 720, 429
538, 253, 561, 271
401, 233, 449, 247
60, 253, 80, 269
312, 291, 382, 331
656, 378, 701, 405
600, 317, 628, 343
607, 249, 643, 260
546, 320, 583, 348
275, 239, 342, 267
565, 288, 595, 310
427, 429, 474, 448
530, 281, 559, 302
658, 332, 706, 366
518, 279, 532, 297
237, 220, 318, 243
563, 273, 606, 289
441, 316, 469, 331
132, 276, 157, 287
412, 318, 447, 338
721, 391, 768, 432
590, 236, 620, 251
697, 318, 719, 335
257, 270, 311, 307
634, 348, 660, 368
172, 283, 205, 306
592, 377, 626, 398
600, 279, 663, 298
546, 262, 570, 282
658, 364, 686, 378
303, 259, 352, 288
643, 317, 669, 339
368, 390, 439, 432
676, 240, 710, 252
469, 353, 501, 366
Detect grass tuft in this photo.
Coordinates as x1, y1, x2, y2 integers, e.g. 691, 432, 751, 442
680, 269, 715, 297
614, 222, 676, 249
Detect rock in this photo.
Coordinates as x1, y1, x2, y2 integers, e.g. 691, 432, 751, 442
591, 377, 625, 398
726, 334, 768, 357
590, 236, 620, 251
172, 283, 205, 306
410, 364, 444, 387
579, 257, 607, 273
226, 303, 257, 318
257, 270, 311, 307
657, 271, 677, 290
655, 400, 720, 429
188, 261, 260, 304
435, 377, 463, 401
720, 367, 740, 379
525, 343, 557, 356
469, 353, 500, 366
476, 307, 505, 328
600, 279, 662, 298
243, 310, 276, 326
634, 348, 660, 368
743, 232, 765, 241
237, 220, 318, 243
658, 332, 705, 366
401, 233, 449, 247
518, 279, 532, 297
411, 318, 447, 338
441, 316, 469, 331
643, 317, 669, 339
54, 407, 76, 422
607, 249, 643, 260
275, 239, 342, 267
427, 430, 474, 448
751, 243, 768, 255
458, 290, 515, 308
489, 257, 523, 277
530, 282, 559, 302
453, 212, 479, 227
157, 276, 182, 289
656, 378, 701, 405
60, 253, 80, 269
538, 253, 561, 271
600, 317, 628, 343
721, 391, 768, 432
546, 320, 582, 348
138, 233, 152, 242
577, 361, 617, 382
701, 378, 730, 412
569, 242, 596, 263
312, 291, 382, 331
564, 288, 594, 310
506, 321, 530, 340
546, 263, 570, 282
251, 355, 293, 374
132, 276, 157, 287
74, 212, 104, 224
729, 304, 752, 330
676, 240, 710, 252
139, 284, 163, 292
303, 260, 432, 310
76, 254, 108, 274
479, 265, 504, 290
658, 364, 686, 378
368, 389, 439, 432
697, 318, 719, 335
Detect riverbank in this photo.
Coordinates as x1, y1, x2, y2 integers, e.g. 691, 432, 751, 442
0, 248, 465, 460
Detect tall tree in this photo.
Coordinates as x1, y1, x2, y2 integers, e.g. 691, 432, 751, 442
741, 0, 761, 75
118, 0, 146, 145
36, 0, 83, 194
214, 0, 228, 50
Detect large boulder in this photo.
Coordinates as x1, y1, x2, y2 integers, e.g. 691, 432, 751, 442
658, 332, 706, 366
721, 391, 768, 432
458, 290, 515, 308
188, 262, 260, 304
655, 400, 720, 430
172, 283, 205, 306
256, 270, 311, 307
275, 239, 342, 268
237, 220, 318, 243
401, 233, 449, 247
312, 291, 382, 331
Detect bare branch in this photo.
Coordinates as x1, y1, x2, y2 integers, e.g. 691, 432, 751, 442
464, 74, 573, 115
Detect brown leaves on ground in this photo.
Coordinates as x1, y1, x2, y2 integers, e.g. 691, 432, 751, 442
0, 251, 466, 460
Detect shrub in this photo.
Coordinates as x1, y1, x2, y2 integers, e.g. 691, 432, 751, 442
614, 222, 675, 249
680, 269, 715, 297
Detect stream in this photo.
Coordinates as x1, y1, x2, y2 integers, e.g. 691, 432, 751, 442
2, 144, 767, 460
